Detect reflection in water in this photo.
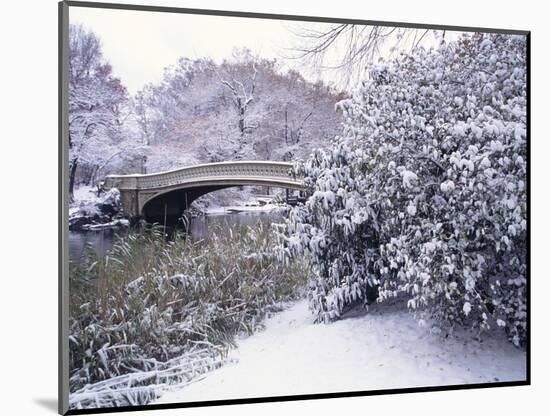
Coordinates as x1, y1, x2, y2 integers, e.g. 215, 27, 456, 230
69, 228, 117, 261
68, 211, 283, 261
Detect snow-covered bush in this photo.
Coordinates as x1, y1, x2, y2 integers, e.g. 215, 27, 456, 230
277, 140, 380, 323
280, 33, 527, 346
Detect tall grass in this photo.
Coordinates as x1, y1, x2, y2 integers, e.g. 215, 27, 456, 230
69, 221, 309, 409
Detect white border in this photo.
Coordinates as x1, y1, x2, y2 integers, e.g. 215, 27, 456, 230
2, 1, 547, 415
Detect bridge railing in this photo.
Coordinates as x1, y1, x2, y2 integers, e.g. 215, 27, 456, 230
104, 161, 301, 190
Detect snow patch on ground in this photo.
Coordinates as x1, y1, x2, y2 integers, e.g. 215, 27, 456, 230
69, 185, 123, 231
72, 185, 103, 206
156, 299, 526, 404
81, 218, 130, 230
204, 202, 283, 215
200, 195, 287, 215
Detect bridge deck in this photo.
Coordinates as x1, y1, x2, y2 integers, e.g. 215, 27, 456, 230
102, 161, 305, 218
104, 161, 303, 190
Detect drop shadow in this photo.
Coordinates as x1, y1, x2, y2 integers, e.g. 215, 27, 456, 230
34, 398, 58, 413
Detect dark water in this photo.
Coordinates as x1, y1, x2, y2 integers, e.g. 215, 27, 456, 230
69, 228, 117, 261
68, 211, 282, 261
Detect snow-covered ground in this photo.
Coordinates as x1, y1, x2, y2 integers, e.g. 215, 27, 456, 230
69, 185, 125, 231
156, 299, 526, 404
204, 202, 282, 215
201, 195, 287, 215
72, 185, 102, 204
69, 185, 101, 215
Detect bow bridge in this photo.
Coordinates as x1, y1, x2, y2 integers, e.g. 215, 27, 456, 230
103, 161, 305, 223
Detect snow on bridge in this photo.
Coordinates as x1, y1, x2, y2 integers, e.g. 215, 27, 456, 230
103, 161, 305, 222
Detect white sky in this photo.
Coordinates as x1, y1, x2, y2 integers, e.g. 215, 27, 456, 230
69, 6, 464, 95
70, 6, 325, 94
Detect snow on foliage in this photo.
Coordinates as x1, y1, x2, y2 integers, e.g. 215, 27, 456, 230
68, 25, 145, 198
69, 28, 344, 206
69, 222, 308, 408
134, 49, 343, 173
279, 33, 527, 346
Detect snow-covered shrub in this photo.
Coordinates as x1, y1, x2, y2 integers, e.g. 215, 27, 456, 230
277, 140, 380, 323
280, 33, 527, 346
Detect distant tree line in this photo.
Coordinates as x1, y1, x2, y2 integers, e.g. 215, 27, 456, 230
67, 24, 344, 200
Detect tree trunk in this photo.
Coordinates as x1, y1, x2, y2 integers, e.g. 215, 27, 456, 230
237, 97, 245, 136
284, 106, 288, 145
69, 158, 78, 202
89, 165, 100, 187
141, 156, 147, 174
238, 117, 245, 135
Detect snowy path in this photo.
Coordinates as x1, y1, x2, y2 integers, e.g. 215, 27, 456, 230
156, 299, 526, 404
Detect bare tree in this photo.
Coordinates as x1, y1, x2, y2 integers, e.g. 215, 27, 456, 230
134, 51, 343, 170
289, 24, 437, 88
219, 62, 258, 138
68, 24, 128, 199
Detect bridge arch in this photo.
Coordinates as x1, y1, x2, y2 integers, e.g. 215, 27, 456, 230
103, 161, 305, 223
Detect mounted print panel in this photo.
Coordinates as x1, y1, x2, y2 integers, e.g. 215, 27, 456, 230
59, 1, 529, 414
